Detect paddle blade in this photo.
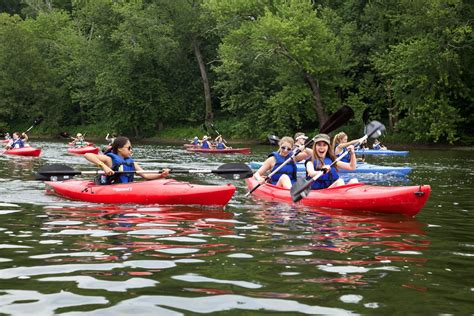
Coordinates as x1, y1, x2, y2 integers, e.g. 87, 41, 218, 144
290, 177, 312, 202
215, 163, 253, 180
36, 164, 78, 181
366, 121, 386, 138
320, 106, 354, 134
33, 116, 44, 126
267, 135, 280, 145
59, 132, 71, 139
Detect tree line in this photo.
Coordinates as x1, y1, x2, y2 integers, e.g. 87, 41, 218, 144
0, 0, 472, 143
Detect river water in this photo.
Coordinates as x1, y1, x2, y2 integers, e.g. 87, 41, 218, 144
0, 141, 473, 315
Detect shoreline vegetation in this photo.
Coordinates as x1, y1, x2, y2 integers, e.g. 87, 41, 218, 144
0, 1, 472, 146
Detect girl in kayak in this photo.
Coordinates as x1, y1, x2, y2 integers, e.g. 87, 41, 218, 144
5, 132, 28, 149
306, 133, 358, 189
253, 136, 297, 189
332, 132, 366, 163
215, 135, 230, 149
294, 132, 313, 159
84, 136, 170, 185
373, 139, 387, 150
72, 133, 88, 147
201, 136, 212, 149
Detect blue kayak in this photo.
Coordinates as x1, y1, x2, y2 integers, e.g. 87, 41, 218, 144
354, 149, 409, 157
249, 161, 411, 176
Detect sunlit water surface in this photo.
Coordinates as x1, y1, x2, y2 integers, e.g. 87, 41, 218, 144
0, 141, 473, 315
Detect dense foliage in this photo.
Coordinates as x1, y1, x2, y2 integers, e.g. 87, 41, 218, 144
0, 0, 472, 143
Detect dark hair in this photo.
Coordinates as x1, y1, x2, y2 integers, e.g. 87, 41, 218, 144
110, 136, 130, 154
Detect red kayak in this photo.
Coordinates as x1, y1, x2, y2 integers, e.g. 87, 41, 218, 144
46, 179, 236, 206
245, 178, 430, 216
186, 147, 251, 154
67, 146, 100, 155
3, 147, 41, 157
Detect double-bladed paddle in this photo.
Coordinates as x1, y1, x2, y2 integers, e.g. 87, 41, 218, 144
23, 116, 44, 134
209, 123, 228, 144
267, 135, 280, 145
36, 163, 253, 181
290, 120, 386, 202
245, 105, 355, 197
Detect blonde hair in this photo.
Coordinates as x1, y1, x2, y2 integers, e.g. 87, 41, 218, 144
332, 132, 347, 149
278, 136, 294, 148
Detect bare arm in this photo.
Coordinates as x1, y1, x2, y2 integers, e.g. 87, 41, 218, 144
84, 153, 114, 175
135, 163, 170, 180
335, 137, 365, 155
254, 157, 276, 183
336, 146, 357, 171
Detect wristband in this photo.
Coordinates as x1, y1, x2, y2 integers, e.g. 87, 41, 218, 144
97, 162, 105, 168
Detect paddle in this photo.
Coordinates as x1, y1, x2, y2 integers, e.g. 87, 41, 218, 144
290, 120, 386, 203
245, 105, 355, 197
267, 135, 280, 145
36, 163, 253, 181
23, 116, 44, 134
209, 123, 228, 144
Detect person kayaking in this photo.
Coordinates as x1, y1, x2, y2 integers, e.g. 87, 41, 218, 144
72, 133, 88, 147
293, 132, 313, 160
105, 133, 117, 146
253, 136, 297, 189
201, 136, 212, 149
332, 132, 366, 163
5, 132, 28, 149
190, 136, 200, 146
84, 136, 170, 185
305, 133, 358, 189
4, 132, 11, 141
215, 135, 230, 149
373, 139, 387, 150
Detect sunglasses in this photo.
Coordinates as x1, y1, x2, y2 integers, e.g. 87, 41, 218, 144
122, 146, 132, 151
280, 146, 291, 151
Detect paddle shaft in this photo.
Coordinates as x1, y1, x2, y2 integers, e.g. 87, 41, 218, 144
210, 124, 227, 144
43, 168, 248, 176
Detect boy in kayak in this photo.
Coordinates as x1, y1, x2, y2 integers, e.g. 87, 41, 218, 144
253, 136, 297, 189
84, 136, 170, 184
332, 132, 366, 163
190, 136, 200, 146
5, 132, 28, 149
305, 134, 358, 189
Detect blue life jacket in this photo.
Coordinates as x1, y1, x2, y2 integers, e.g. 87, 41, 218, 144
269, 151, 297, 185
306, 156, 339, 190
335, 144, 351, 163
100, 152, 135, 184
11, 139, 24, 149
216, 142, 225, 149
373, 144, 381, 150
201, 141, 210, 149
192, 139, 199, 145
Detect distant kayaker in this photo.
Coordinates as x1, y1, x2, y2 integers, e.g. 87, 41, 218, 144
4, 132, 11, 140
190, 136, 200, 146
105, 133, 117, 146
332, 132, 366, 162
305, 133, 358, 189
253, 136, 297, 189
201, 136, 212, 149
373, 139, 387, 150
215, 135, 230, 149
72, 133, 88, 147
84, 136, 170, 185
5, 132, 28, 149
